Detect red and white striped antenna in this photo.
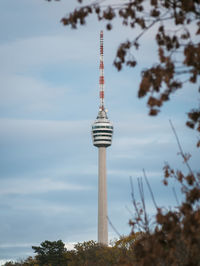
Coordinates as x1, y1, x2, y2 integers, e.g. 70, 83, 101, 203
99, 30, 105, 111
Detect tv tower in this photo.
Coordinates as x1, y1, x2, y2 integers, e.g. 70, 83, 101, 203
91, 30, 113, 245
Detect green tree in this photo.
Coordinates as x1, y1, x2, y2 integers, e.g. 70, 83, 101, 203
66, 239, 135, 266
3, 259, 38, 266
23, 256, 39, 266
48, 0, 200, 144
32, 240, 68, 266
66, 240, 112, 266
3, 262, 20, 266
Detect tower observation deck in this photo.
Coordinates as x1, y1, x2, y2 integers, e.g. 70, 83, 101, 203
92, 110, 113, 148
91, 31, 113, 245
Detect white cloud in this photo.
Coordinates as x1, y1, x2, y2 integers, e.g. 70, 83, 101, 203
0, 260, 12, 266
0, 243, 32, 249
0, 34, 96, 75
0, 118, 89, 141
0, 74, 68, 112
65, 242, 75, 250
0, 177, 92, 196
108, 169, 162, 178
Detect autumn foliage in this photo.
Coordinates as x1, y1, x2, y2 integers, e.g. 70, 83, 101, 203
129, 162, 200, 265
52, 0, 200, 141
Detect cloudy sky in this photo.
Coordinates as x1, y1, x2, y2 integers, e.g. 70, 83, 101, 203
0, 0, 199, 264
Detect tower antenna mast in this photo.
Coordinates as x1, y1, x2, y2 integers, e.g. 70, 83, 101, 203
99, 30, 105, 111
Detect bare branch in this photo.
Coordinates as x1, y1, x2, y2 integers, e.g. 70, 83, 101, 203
169, 119, 194, 176
172, 186, 180, 206
107, 216, 121, 238
143, 169, 159, 209
138, 177, 149, 232
129, 176, 140, 219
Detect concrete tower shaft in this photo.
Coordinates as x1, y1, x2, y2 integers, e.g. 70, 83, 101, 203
98, 147, 108, 244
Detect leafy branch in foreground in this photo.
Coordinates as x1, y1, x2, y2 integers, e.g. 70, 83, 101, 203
48, 0, 200, 138
128, 122, 200, 265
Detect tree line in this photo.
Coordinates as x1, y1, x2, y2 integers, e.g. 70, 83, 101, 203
3, 236, 140, 266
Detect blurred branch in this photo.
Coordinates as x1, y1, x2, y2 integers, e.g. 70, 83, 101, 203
169, 119, 194, 176
172, 186, 180, 206
107, 216, 121, 238
143, 169, 158, 209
